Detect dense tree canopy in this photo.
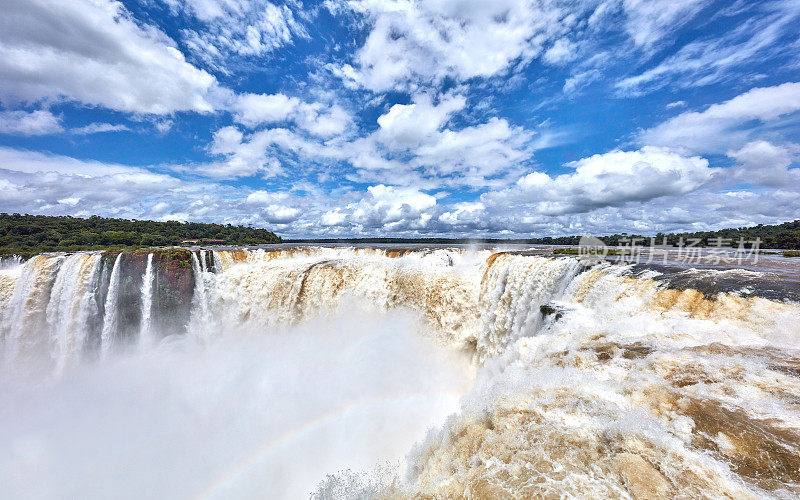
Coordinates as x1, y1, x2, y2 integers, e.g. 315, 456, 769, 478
0, 214, 281, 257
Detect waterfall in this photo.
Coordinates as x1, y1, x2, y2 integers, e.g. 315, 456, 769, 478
2, 246, 800, 497
188, 251, 211, 339
45, 254, 103, 371
0, 255, 23, 270
139, 253, 155, 347
3, 247, 799, 366
100, 253, 123, 355
3, 255, 66, 364
475, 254, 583, 360
199, 250, 207, 273
212, 250, 223, 273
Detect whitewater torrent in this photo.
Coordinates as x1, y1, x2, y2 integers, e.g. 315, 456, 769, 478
138, 253, 155, 348
0, 246, 799, 498
189, 251, 212, 339
100, 252, 123, 355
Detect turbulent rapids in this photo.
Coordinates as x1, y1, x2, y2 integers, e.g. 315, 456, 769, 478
1, 246, 800, 498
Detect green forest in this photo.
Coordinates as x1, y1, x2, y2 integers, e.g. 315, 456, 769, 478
0, 214, 281, 257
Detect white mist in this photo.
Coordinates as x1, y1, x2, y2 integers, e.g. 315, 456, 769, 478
0, 309, 472, 499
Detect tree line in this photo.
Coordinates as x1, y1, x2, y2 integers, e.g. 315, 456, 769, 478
288, 220, 800, 249
0, 213, 281, 257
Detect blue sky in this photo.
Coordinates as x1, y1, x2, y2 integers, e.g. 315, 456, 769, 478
0, 0, 798, 237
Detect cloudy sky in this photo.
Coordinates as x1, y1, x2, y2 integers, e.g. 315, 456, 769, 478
1, 0, 798, 237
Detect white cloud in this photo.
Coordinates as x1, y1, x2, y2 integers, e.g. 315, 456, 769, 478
0, 110, 63, 136
617, 2, 800, 94
375, 93, 466, 148
0, 147, 139, 176
233, 93, 299, 125
543, 38, 578, 65
484, 147, 715, 215
622, 0, 709, 50
640, 82, 800, 153
563, 69, 601, 94
171, 0, 309, 70
200, 126, 284, 178
0, 109, 129, 136
729, 140, 799, 188
207, 91, 536, 187
232, 93, 352, 138
666, 100, 686, 109
321, 210, 347, 227
0, 0, 218, 114
72, 123, 129, 135
410, 118, 531, 180
245, 190, 301, 223
154, 119, 175, 134
262, 205, 301, 224
0, 148, 182, 216
328, 0, 721, 92
322, 184, 436, 230
352, 92, 535, 185
437, 201, 485, 227
329, 0, 576, 91
0, 147, 319, 230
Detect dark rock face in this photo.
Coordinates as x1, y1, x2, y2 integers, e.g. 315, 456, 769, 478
540, 303, 564, 321
117, 251, 146, 345
150, 249, 194, 337
100, 249, 195, 346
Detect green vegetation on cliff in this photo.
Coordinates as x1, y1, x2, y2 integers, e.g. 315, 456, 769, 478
0, 213, 281, 257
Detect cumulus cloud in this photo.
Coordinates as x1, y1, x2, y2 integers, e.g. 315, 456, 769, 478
346, 92, 534, 186
437, 202, 486, 228
729, 140, 799, 188
203, 91, 536, 187
0, 147, 181, 216
245, 190, 301, 223
232, 93, 352, 137
0, 146, 318, 230
503, 187, 800, 236
640, 82, 800, 153
0, 0, 218, 114
322, 185, 436, 231
543, 38, 578, 65
199, 126, 284, 178
0, 144, 795, 239
484, 147, 715, 216
375, 93, 466, 148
